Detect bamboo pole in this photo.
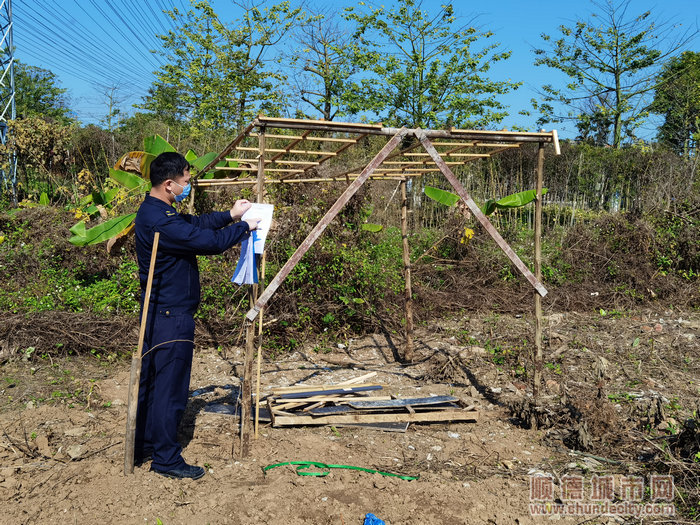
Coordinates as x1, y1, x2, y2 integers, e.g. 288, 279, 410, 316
124, 232, 160, 475
195, 175, 407, 187
240, 127, 266, 456
400, 180, 414, 362
249, 132, 358, 143
240, 308, 256, 457
255, 254, 265, 439
254, 129, 266, 440
532, 142, 545, 429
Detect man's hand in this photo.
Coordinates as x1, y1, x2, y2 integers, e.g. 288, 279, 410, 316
245, 217, 262, 231
230, 199, 252, 220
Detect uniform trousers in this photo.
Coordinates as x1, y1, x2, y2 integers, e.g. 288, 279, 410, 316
135, 308, 195, 471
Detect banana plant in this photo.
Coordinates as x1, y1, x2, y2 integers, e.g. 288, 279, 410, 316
423, 186, 548, 215
69, 135, 237, 249
424, 185, 548, 245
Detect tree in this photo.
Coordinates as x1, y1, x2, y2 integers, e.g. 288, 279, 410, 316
532, 0, 697, 148
650, 51, 700, 157
139, 0, 303, 134
14, 61, 72, 123
287, 9, 356, 121
342, 0, 519, 129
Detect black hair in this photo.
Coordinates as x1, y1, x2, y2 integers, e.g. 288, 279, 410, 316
149, 152, 189, 187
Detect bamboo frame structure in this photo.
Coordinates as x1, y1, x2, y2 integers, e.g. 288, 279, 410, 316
194, 116, 561, 456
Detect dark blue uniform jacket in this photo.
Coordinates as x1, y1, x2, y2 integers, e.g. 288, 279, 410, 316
135, 194, 250, 314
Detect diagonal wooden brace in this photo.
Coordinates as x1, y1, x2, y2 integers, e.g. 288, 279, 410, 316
246, 127, 409, 321
416, 131, 548, 297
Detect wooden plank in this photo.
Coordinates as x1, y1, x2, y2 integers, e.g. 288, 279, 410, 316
271, 381, 381, 394
271, 409, 479, 427
309, 402, 460, 416
271, 395, 392, 405
271, 395, 392, 411
278, 385, 382, 399
348, 396, 458, 409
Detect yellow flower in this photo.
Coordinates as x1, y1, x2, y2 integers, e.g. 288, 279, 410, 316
461, 227, 475, 244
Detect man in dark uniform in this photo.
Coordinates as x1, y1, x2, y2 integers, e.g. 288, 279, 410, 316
134, 152, 259, 480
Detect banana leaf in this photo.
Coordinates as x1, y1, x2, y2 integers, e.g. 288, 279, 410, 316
424, 186, 460, 207
483, 188, 548, 215
144, 134, 176, 156
361, 223, 383, 233
69, 213, 137, 246
69, 220, 86, 237
110, 168, 149, 191
184, 149, 198, 163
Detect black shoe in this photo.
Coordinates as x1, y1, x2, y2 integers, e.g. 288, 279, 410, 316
151, 463, 205, 480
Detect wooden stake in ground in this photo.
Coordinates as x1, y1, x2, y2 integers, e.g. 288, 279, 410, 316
531, 142, 545, 429
400, 179, 414, 362
124, 231, 160, 475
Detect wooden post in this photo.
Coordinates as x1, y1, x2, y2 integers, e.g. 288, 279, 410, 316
400, 180, 414, 362
254, 254, 265, 439
532, 142, 545, 429
240, 300, 256, 457
254, 128, 266, 440
124, 232, 160, 475
240, 127, 266, 456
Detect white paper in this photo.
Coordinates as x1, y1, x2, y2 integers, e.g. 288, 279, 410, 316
241, 203, 274, 254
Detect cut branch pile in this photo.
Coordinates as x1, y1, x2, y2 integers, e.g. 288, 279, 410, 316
262, 372, 478, 431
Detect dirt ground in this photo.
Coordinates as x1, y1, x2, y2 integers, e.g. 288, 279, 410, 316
1, 309, 699, 525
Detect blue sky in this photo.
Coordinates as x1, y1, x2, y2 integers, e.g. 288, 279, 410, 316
13, 0, 700, 139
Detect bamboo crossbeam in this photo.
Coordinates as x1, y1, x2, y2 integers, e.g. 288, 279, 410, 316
330, 141, 423, 181
216, 166, 305, 174
347, 170, 439, 176
253, 116, 556, 143
235, 146, 337, 156
226, 158, 320, 166
195, 121, 256, 178
256, 115, 383, 131
403, 152, 490, 158
196, 175, 406, 186
381, 160, 468, 166
250, 132, 358, 144
269, 129, 312, 164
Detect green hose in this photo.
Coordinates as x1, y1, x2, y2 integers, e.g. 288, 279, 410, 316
263, 460, 419, 481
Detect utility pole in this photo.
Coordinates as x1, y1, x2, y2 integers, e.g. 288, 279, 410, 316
0, 0, 16, 205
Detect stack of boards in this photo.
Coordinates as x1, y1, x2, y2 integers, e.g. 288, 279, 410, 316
262, 372, 478, 433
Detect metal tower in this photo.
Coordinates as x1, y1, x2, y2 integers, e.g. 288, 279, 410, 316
0, 0, 16, 205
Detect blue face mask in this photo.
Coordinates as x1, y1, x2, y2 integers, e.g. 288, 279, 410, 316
171, 181, 191, 203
